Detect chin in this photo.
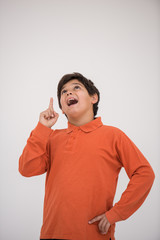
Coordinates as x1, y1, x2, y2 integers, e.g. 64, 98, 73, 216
67, 111, 82, 119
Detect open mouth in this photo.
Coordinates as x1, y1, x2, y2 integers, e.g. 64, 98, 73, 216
67, 98, 78, 106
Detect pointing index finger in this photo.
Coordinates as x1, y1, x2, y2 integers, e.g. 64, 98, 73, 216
49, 97, 54, 110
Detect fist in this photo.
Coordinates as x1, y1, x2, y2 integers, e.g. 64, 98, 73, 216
39, 97, 59, 128
88, 213, 111, 235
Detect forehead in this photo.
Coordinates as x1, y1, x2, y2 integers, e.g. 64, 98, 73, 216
61, 79, 84, 90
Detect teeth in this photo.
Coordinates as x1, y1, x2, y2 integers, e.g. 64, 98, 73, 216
68, 98, 76, 104
67, 97, 78, 106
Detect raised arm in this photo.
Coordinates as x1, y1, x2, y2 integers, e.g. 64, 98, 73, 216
19, 97, 59, 177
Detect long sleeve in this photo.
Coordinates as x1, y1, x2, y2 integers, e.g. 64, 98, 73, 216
19, 121, 54, 177
106, 130, 155, 225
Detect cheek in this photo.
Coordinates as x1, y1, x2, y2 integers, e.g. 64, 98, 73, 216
80, 93, 91, 104
60, 97, 65, 109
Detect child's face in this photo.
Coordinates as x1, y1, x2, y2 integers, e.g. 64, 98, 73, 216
60, 79, 98, 119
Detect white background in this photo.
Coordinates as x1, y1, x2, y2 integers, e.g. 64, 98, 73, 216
0, 0, 159, 239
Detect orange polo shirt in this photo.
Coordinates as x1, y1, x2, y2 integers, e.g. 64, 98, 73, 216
19, 117, 155, 240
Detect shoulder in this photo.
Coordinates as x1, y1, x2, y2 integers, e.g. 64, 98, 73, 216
94, 124, 128, 145
101, 124, 125, 136
101, 124, 138, 149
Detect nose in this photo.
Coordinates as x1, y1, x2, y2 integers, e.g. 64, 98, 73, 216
67, 92, 73, 96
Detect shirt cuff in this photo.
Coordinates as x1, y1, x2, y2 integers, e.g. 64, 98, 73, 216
105, 208, 122, 225
32, 121, 54, 140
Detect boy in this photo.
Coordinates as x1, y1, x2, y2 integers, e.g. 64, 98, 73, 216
19, 72, 155, 240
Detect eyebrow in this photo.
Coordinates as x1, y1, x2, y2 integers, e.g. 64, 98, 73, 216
61, 82, 83, 91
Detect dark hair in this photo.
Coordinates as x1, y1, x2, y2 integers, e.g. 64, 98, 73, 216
57, 72, 100, 117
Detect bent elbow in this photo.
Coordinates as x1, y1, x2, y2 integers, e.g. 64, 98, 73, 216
143, 166, 155, 189
18, 163, 47, 177
149, 167, 155, 186
18, 166, 33, 177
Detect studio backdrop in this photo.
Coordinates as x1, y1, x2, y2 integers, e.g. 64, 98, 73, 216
0, 0, 159, 239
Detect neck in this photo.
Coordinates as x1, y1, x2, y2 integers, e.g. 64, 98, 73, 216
68, 114, 95, 127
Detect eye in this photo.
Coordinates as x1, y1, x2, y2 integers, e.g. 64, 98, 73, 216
74, 85, 80, 90
61, 89, 67, 95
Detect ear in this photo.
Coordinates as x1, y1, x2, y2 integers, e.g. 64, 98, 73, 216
91, 93, 98, 104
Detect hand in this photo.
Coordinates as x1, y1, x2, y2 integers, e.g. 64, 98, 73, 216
39, 97, 59, 128
88, 213, 111, 235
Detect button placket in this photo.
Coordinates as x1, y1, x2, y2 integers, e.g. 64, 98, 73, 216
65, 128, 80, 152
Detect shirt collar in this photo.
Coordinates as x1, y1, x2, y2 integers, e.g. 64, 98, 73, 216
66, 117, 103, 133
